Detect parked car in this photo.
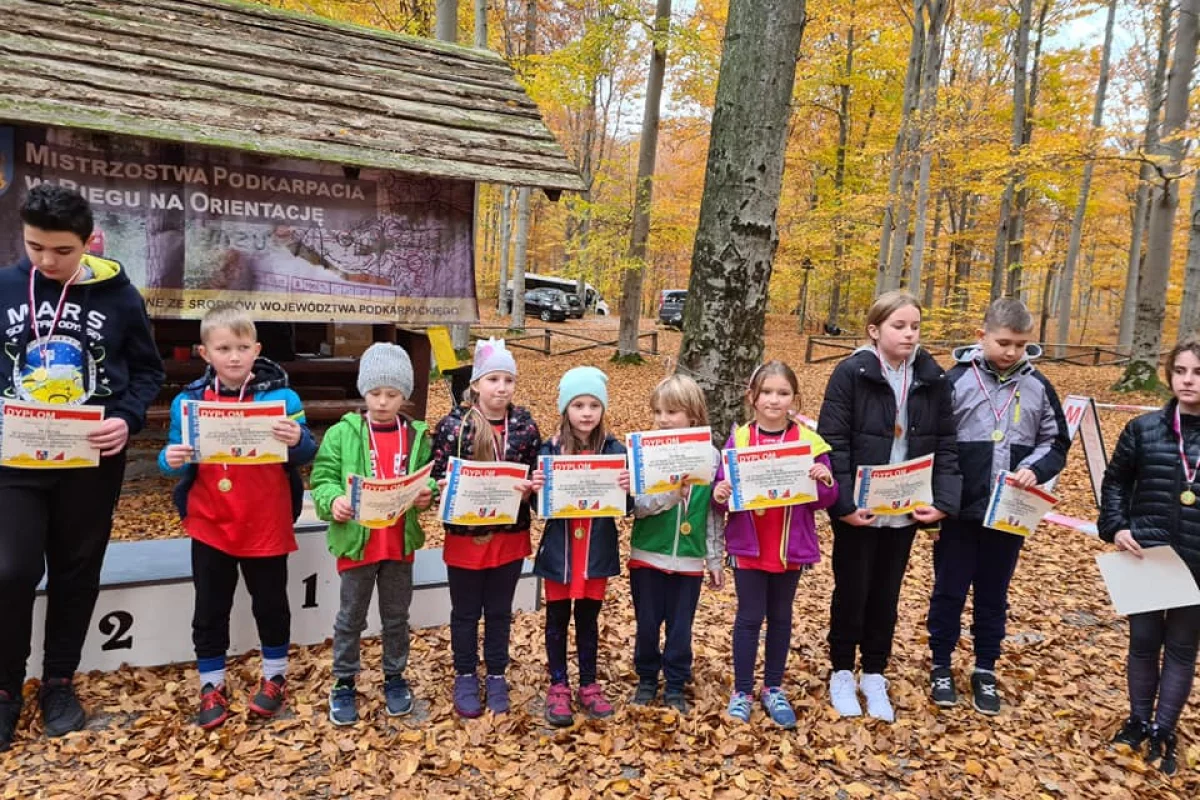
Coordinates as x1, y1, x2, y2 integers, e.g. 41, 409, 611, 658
564, 292, 585, 319
524, 287, 570, 322
658, 289, 687, 329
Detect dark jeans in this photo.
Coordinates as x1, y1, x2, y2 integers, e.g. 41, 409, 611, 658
191, 539, 290, 660
447, 560, 523, 676
828, 522, 916, 674
732, 568, 803, 694
630, 567, 703, 691
0, 452, 127, 695
927, 519, 1024, 671
1127, 605, 1200, 731
546, 598, 602, 686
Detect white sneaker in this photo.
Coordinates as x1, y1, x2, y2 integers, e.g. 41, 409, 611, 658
859, 673, 895, 722
829, 670, 862, 717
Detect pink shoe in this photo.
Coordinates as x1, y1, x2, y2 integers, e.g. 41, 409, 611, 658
577, 683, 613, 719
544, 683, 573, 727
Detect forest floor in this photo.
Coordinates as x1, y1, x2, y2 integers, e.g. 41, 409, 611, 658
3, 313, 1193, 799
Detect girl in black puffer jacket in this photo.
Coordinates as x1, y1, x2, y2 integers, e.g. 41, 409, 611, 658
1099, 335, 1200, 776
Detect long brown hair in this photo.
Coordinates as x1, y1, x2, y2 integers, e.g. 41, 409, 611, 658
557, 408, 608, 455
745, 360, 800, 418
458, 386, 502, 461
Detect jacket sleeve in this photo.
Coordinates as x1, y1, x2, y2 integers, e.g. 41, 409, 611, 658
705, 506, 725, 573
412, 425, 438, 494
930, 374, 963, 517
817, 361, 858, 518
1020, 374, 1071, 484
156, 392, 192, 479
429, 414, 459, 481
283, 389, 318, 466
633, 490, 682, 519
711, 433, 735, 514
812, 452, 839, 511
111, 294, 165, 436
1098, 421, 1138, 542
309, 423, 347, 523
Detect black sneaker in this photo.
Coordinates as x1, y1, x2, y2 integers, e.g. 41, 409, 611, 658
1147, 726, 1179, 776
196, 683, 231, 730
1111, 717, 1149, 751
662, 689, 690, 715
630, 681, 657, 706
384, 675, 413, 717
0, 689, 21, 751
930, 666, 957, 707
39, 678, 86, 737
970, 671, 1001, 716
248, 676, 287, 718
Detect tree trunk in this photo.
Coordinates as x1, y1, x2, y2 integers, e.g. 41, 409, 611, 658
829, 25, 855, 329
677, 0, 807, 436
924, 190, 944, 307
1179, 170, 1200, 337
1004, 0, 1048, 298
1119, 0, 1200, 391
1056, 0, 1115, 356
510, 186, 532, 330
474, 0, 487, 49
907, 0, 949, 295
436, 0, 458, 43
436, 0, 472, 349
877, 2, 926, 294
991, 0, 1031, 299
1120, 0, 1171, 351
496, 187, 512, 315
617, 0, 672, 359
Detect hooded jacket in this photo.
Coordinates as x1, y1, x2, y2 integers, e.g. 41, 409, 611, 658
945, 344, 1070, 520
0, 255, 164, 434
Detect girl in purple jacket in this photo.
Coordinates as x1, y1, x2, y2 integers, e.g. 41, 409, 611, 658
713, 361, 838, 728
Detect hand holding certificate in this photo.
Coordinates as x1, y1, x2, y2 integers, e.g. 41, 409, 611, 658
853, 454, 934, 516
439, 457, 530, 526
722, 441, 818, 512
0, 400, 105, 469
627, 426, 714, 495
538, 455, 628, 519
983, 471, 1058, 536
348, 462, 435, 529
182, 400, 289, 465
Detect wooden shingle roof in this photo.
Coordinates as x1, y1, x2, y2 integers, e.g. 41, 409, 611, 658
0, 0, 585, 192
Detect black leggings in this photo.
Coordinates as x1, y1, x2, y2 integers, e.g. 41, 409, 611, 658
1127, 605, 1200, 731
191, 540, 290, 660
545, 599, 602, 686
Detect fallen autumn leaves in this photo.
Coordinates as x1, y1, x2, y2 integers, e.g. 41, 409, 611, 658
5, 316, 1195, 798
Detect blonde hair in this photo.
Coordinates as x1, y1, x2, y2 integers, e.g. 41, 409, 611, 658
200, 303, 256, 343
746, 360, 800, 415
651, 374, 709, 426
558, 410, 608, 455
866, 290, 921, 338
459, 386, 502, 461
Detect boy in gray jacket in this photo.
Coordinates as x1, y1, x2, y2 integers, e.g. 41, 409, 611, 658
926, 298, 1070, 715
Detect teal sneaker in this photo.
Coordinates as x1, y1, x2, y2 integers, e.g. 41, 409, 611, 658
727, 691, 753, 723
761, 686, 797, 729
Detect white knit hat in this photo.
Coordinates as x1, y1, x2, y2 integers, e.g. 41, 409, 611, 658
471, 337, 517, 382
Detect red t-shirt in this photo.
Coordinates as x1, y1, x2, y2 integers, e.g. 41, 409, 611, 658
442, 419, 532, 570
337, 420, 414, 572
544, 449, 608, 602
732, 422, 802, 573
185, 388, 295, 558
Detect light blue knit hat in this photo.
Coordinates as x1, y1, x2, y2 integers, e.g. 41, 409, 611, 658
557, 366, 609, 413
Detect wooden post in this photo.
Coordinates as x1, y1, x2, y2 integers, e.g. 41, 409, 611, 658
543, 328, 552, 355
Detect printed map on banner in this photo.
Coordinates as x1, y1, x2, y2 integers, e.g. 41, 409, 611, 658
0, 125, 478, 325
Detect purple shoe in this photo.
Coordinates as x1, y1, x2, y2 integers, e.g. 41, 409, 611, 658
453, 674, 482, 718
485, 676, 510, 714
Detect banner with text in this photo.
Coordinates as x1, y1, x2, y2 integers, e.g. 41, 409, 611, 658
0, 124, 478, 324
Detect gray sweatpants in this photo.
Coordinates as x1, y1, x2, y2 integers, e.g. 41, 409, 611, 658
332, 560, 414, 680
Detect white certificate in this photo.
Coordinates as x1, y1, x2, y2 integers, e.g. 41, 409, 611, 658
983, 471, 1058, 536
626, 426, 714, 495
0, 400, 104, 469
348, 462, 434, 529
853, 454, 934, 515
722, 441, 817, 512
1096, 546, 1200, 615
182, 400, 288, 465
439, 457, 529, 526
538, 454, 627, 519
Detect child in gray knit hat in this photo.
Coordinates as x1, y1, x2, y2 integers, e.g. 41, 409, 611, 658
310, 342, 436, 725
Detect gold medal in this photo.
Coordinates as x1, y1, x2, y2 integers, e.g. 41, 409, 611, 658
991, 429, 1004, 442
680, 521, 692, 535
574, 527, 585, 540
218, 477, 233, 493
754, 509, 765, 517
1182, 490, 1196, 506
894, 424, 904, 439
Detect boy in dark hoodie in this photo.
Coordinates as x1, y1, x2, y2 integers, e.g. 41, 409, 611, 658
926, 298, 1070, 715
0, 184, 164, 751
159, 304, 317, 730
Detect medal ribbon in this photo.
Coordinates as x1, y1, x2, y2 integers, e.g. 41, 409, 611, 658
213, 375, 251, 480
971, 362, 1020, 430
876, 348, 909, 437
367, 416, 407, 479
1174, 404, 1200, 487
27, 264, 83, 374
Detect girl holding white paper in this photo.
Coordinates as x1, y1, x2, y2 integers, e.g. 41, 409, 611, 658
1099, 335, 1200, 776
712, 361, 838, 729
817, 291, 961, 723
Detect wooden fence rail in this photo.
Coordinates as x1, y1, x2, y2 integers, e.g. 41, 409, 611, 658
805, 337, 1160, 367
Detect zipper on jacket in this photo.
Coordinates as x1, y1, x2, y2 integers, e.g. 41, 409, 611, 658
780, 506, 793, 567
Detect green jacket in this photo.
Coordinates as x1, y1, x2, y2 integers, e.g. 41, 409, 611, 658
629, 445, 723, 573
311, 412, 434, 561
